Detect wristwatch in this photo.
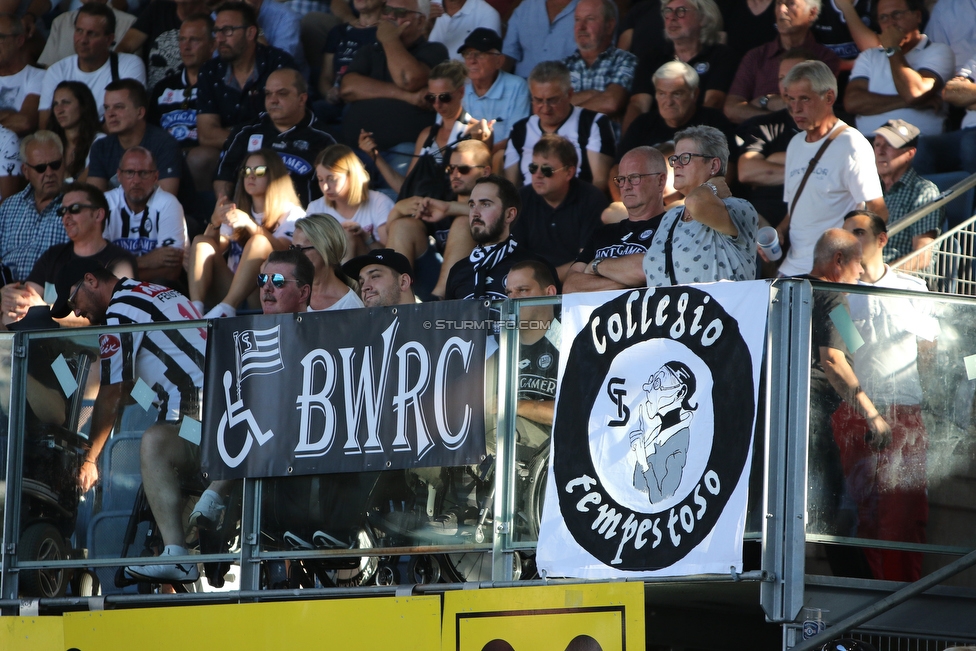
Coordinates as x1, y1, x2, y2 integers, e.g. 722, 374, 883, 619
885, 46, 901, 58
591, 257, 604, 276
758, 94, 770, 110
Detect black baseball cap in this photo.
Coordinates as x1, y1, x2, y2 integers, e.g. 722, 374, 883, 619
51, 258, 107, 318
342, 249, 413, 281
458, 28, 503, 55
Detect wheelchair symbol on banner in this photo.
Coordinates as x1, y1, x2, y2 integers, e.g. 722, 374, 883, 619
216, 370, 275, 468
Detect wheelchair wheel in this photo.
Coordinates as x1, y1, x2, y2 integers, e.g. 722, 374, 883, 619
19, 522, 69, 598
523, 446, 550, 540
323, 527, 379, 588
70, 569, 100, 597
441, 550, 522, 583
406, 554, 443, 584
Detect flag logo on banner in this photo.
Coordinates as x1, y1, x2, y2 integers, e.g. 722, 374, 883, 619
538, 283, 769, 578
235, 326, 284, 380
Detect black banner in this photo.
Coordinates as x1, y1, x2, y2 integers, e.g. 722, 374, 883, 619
201, 301, 489, 480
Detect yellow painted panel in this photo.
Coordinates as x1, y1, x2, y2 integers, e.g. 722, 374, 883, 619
0, 616, 64, 651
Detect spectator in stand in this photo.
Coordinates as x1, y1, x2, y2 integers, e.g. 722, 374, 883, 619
386, 139, 491, 299
0, 132, 67, 283
0, 15, 43, 137
189, 149, 305, 318
719, 0, 777, 64
723, 0, 840, 125
116, 0, 210, 91
563, 0, 637, 119
245, 0, 306, 71
513, 135, 606, 281
459, 28, 530, 150
504, 61, 615, 193
150, 14, 215, 193
317, 0, 382, 123
734, 50, 807, 227
258, 248, 313, 313
340, 0, 449, 161
774, 61, 887, 277
48, 82, 104, 183
88, 79, 186, 202
428, 0, 501, 63
342, 247, 417, 306
871, 119, 942, 268
914, 53, 976, 175
104, 147, 189, 286
39, 3, 147, 128
2, 182, 136, 328
502, 0, 580, 79
446, 175, 555, 300
291, 213, 365, 310
359, 59, 492, 194
924, 0, 976, 69
843, 0, 954, 137
812, 0, 874, 66
565, 145, 668, 292
214, 68, 335, 205
307, 144, 394, 260
624, 0, 735, 133
38, 0, 136, 68
0, 125, 18, 199
195, 2, 296, 161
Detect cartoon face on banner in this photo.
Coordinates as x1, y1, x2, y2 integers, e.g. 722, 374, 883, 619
551, 286, 755, 571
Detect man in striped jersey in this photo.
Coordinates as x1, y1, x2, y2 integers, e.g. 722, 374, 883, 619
53, 258, 207, 584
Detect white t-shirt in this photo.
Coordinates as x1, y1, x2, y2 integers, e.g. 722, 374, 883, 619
104, 186, 189, 257
307, 287, 365, 312
850, 36, 956, 135
428, 0, 502, 62
222, 203, 306, 272
0, 66, 44, 113
40, 54, 147, 119
780, 122, 883, 277
306, 190, 393, 243
0, 125, 20, 182
957, 56, 976, 130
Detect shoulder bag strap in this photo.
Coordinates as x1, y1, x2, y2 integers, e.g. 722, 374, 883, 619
788, 124, 848, 219
663, 210, 683, 285
110, 52, 120, 83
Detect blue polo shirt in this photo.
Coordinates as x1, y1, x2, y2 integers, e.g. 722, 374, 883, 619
462, 71, 530, 142
502, 0, 580, 78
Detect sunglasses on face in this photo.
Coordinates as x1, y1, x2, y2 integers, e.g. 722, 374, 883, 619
445, 164, 485, 175
27, 159, 63, 174
425, 92, 455, 104
527, 163, 568, 177
56, 202, 96, 217
288, 244, 316, 252
257, 273, 298, 289
241, 165, 268, 177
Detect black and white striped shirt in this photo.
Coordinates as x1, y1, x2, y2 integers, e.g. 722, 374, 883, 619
100, 279, 206, 422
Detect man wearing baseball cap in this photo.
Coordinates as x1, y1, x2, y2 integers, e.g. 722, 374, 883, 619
53, 257, 208, 583
872, 118, 943, 268
460, 28, 530, 146
342, 248, 417, 307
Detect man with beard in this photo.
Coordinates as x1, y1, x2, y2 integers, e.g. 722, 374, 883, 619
342, 248, 417, 306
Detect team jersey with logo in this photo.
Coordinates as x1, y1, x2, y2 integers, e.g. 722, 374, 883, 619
104, 187, 189, 257
577, 215, 664, 263
150, 68, 199, 145
517, 322, 561, 402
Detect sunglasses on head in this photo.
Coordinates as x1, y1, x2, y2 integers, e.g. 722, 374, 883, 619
445, 164, 485, 175
425, 92, 454, 104
241, 165, 268, 177
27, 159, 63, 174
527, 163, 568, 177
257, 273, 297, 289
56, 202, 96, 217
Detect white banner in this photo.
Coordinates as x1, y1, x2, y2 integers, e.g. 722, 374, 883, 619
537, 281, 770, 578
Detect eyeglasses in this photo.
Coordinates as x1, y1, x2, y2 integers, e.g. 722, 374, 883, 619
668, 152, 712, 167
118, 168, 156, 180
662, 6, 690, 18
425, 92, 455, 104
212, 25, 246, 38
257, 273, 298, 289
288, 244, 316, 252
612, 172, 663, 187
445, 164, 486, 175
66, 281, 82, 313
56, 202, 97, 217
26, 159, 63, 174
381, 5, 422, 19
241, 165, 268, 177
645, 372, 681, 391
527, 163, 569, 177
878, 9, 910, 22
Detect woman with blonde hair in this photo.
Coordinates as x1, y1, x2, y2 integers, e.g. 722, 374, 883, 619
307, 144, 394, 261
291, 213, 364, 311
359, 59, 494, 193
189, 149, 306, 317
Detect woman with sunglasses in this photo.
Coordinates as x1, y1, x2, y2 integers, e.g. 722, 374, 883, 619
48, 81, 103, 182
291, 213, 364, 311
358, 59, 494, 193
188, 150, 306, 318
306, 144, 394, 261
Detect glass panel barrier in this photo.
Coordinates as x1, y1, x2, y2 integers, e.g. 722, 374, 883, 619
807, 283, 976, 582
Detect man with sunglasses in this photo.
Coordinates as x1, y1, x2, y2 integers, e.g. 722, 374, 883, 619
2, 182, 136, 328
512, 135, 606, 281
259, 248, 314, 313
340, 0, 449, 155
49, 257, 206, 583
104, 148, 189, 286
213, 68, 335, 205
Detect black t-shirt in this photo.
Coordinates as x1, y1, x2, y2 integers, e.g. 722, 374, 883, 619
324, 23, 378, 87
632, 43, 738, 101
340, 38, 449, 150
518, 333, 560, 401
735, 108, 799, 226
617, 105, 736, 161
26, 242, 137, 289
133, 0, 183, 90
445, 239, 555, 301
720, 0, 777, 64
512, 179, 607, 268
811, 0, 874, 59
150, 68, 199, 146
197, 43, 296, 129
621, 0, 665, 65
577, 214, 665, 262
